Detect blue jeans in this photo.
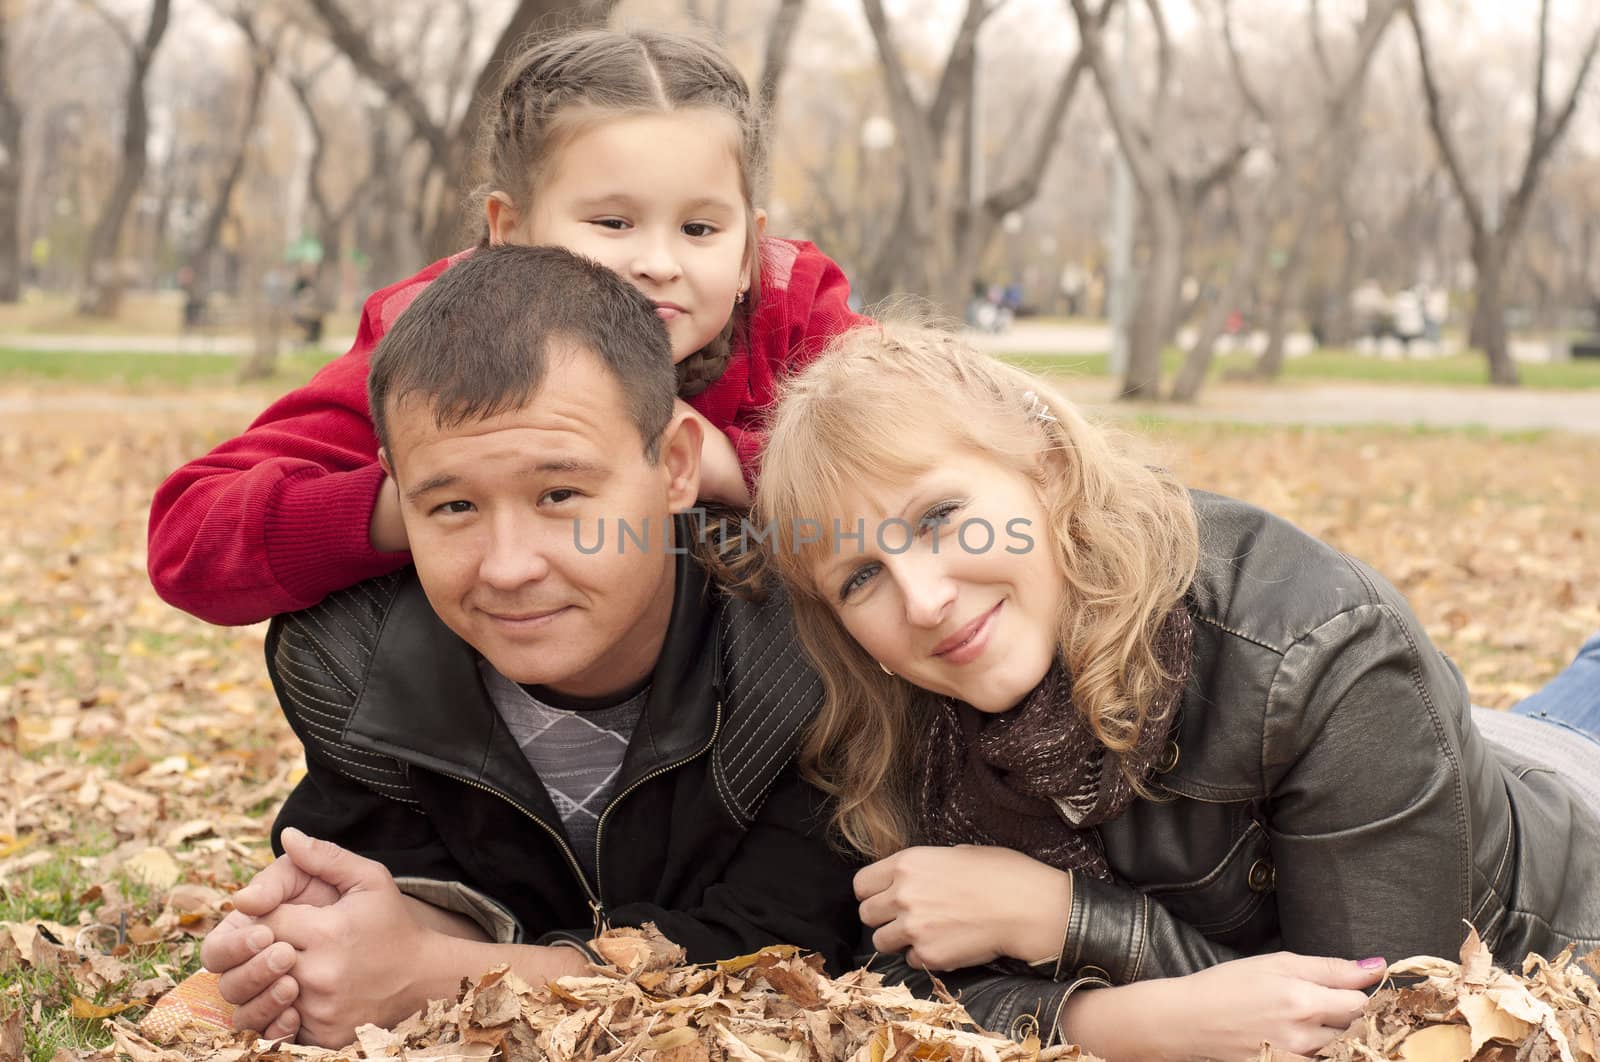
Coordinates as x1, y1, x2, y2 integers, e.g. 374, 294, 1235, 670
1512, 631, 1600, 744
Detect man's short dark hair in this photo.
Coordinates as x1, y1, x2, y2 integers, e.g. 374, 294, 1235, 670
369, 245, 677, 458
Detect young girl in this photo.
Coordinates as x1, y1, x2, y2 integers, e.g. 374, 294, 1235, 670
752, 324, 1600, 1059
147, 27, 866, 626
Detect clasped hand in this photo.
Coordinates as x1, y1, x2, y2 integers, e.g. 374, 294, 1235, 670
854, 844, 1072, 970
201, 827, 441, 1047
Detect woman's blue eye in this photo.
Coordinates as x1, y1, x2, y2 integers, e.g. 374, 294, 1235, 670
839, 563, 878, 602
917, 500, 962, 535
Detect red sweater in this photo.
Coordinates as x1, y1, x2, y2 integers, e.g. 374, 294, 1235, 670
147, 238, 867, 625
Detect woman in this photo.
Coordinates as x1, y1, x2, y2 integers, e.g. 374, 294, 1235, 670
753, 324, 1600, 1059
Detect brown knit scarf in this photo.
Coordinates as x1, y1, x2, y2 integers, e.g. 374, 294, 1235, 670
913, 607, 1194, 882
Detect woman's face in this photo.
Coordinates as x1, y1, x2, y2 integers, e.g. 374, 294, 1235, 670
807, 442, 1066, 714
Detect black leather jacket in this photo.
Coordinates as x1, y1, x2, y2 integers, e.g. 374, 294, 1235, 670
881, 490, 1600, 1040
263, 547, 862, 971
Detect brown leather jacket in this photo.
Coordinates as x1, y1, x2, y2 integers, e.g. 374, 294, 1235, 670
1059, 489, 1600, 983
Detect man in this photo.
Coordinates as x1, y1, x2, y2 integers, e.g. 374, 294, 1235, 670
198, 247, 858, 1045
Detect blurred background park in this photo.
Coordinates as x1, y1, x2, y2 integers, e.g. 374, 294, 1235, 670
3, 0, 1600, 1055
1, 0, 1599, 398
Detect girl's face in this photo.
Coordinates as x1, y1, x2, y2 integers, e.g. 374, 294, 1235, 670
489, 110, 762, 364
807, 439, 1067, 714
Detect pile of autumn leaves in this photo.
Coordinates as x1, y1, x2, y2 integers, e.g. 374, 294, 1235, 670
36, 923, 1599, 1062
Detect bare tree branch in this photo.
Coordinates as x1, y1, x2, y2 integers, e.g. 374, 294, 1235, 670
440, 0, 478, 131
1218, 0, 1270, 126
303, 0, 451, 170
1143, 0, 1174, 140
1532, 0, 1550, 148
983, 0, 1113, 217
757, 0, 806, 116
1504, 13, 1600, 242
859, 0, 940, 172
1407, 0, 1487, 238
1069, 0, 1162, 204
927, 0, 1005, 141
1308, 0, 1335, 86
79, 0, 135, 51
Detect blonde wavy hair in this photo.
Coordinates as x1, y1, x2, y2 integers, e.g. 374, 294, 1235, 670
753, 324, 1200, 859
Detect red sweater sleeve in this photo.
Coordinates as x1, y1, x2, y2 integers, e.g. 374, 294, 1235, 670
146, 258, 456, 625
705, 239, 873, 485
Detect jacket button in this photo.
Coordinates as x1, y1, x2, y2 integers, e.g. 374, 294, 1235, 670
1009, 1015, 1041, 1042
1077, 964, 1110, 982
1247, 858, 1275, 892
1155, 740, 1180, 773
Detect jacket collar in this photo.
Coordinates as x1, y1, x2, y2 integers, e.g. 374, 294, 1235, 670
345, 515, 721, 808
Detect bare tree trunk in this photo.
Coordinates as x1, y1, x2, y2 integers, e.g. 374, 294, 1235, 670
1320, 208, 1367, 347
858, 0, 1000, 309
1410, 0, 1600, 385
1126, 200, 1182, 398
0, 7, 22, 302
1470, 233, 1517, 385
78, 0, 172, 317
1255, 211, 1314, 378
185, 20, 273, 292
1172, 194, 1273, 400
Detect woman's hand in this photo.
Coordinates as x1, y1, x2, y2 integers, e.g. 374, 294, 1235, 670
674, 399, 750, 508
854, 845, 1071, 969
1061, 952, 1386, 1061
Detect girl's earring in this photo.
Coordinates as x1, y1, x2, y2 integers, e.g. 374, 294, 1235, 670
735, 289, 747, 305
878, 661, 894, 677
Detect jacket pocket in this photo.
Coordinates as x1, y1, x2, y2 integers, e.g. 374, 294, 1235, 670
1139, 819, 1275, 937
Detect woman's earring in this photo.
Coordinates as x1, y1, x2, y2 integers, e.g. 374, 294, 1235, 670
878, 661, 894, 677
735, 289, 747, 305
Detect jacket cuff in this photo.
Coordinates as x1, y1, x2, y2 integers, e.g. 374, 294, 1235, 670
263, 462, 411, 608
1061, 873, 1148, 985
1046, 973, 1114, 1047
394, 877, 522, 944
533, 929, 604, 964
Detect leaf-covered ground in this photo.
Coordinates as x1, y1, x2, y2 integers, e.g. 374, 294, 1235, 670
2, 392, 1599, 1058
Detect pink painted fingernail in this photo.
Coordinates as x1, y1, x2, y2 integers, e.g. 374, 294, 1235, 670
1358, 956, 1386, 970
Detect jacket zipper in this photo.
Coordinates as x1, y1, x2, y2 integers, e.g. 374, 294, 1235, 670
591, 698, 724, 919
431, 769, 605, 933
429, 697, 724, 940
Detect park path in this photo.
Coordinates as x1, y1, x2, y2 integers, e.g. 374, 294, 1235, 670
3, 323, 1596, 434
4, 378, 1596, 435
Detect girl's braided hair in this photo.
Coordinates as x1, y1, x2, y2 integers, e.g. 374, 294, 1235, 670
471, 28, 770, 396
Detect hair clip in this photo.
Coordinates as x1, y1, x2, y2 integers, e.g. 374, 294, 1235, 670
1022, 390, 1058, 424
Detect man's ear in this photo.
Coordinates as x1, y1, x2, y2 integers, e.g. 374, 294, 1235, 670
484, 192, 523, 247
659, 411, 704, 513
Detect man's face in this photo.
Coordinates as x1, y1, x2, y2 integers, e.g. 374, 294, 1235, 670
381, 344, 701, 697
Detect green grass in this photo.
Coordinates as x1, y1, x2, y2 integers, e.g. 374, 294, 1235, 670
2, 848, 205, 1061
1215, 350, 1600, 389
1000, 348, 1600, 389
0, 347, 336, 389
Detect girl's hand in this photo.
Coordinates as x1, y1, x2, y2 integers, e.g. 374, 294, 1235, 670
675, 399, 750, 508
1062, 952, 1386, 1061
854, 845, 1071, 969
